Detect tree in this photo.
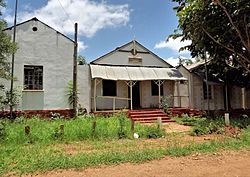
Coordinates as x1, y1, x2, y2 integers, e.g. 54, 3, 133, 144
0, 0, 16, 83
178, 57, 193, 66
77, 55, 87, 65
170, 0, 250, 76
0, 0, 17, 110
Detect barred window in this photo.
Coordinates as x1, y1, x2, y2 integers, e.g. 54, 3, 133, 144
24, 65, 43, 90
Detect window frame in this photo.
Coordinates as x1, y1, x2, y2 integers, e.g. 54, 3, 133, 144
23, 65, 43, 90
151, 81, 163, 96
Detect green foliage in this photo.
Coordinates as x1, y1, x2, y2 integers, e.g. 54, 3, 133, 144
77, 55, 87, 65
51, 127, 64, 140
173, 114, 205, 126
190, 120, 225, 136
174, 114, 250, 136
0, 86, 21, 110
66, 80, 79, 106
160, 96, 171, 113
117, 113, 127, 139
171, 0, 250, 86
144, 125, 165, 139
135, 123, 166, 139
0, 1, 16, 81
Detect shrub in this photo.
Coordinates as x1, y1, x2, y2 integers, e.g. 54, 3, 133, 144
51, 126, 64, 140
160, 96, 171, 113
117, 113, 127, 139
14, 116, 26, 124
176, 114, 205, 126
144, 125, 165, 139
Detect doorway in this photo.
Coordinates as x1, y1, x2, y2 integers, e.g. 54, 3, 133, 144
128, 81, 141, 109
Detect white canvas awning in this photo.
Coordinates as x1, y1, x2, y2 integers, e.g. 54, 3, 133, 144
90, 65, 187, 81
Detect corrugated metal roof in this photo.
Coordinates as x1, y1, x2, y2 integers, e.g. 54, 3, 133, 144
90, 65, 187, 81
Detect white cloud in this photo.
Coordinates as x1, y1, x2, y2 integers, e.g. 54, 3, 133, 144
22, 3, 33, 12
164, 57, 180, 67
78, 40, 88, 51
155, 37, 191, 54
164, 55, 190, 67
4, 0, 130, 38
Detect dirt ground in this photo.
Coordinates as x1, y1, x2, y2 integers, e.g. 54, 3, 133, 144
27, 150, 250, 177
163, 122, 191, 133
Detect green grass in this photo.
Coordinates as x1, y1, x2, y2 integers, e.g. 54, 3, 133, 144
1, 127, 250, 176
172, 114, 250, 136
0, 115, 165, 145
1, 115, 250, 176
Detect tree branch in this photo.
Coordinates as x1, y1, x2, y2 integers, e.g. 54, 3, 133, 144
244, 14, 250, 49
217, 1, 250, 54
202, 27, 250, 73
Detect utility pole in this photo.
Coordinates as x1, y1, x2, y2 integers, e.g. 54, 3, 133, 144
10, 0, 18, 119
72, 23, 78, 117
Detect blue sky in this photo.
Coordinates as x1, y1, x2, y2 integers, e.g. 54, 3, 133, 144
3, 0, 190, 66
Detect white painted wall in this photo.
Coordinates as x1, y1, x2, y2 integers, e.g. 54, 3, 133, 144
5, 19, 74, 110
78, 65, 91, 112
92, 41, 171, 67
177, 66, 192, 108
231, 86, 243, 109
178, 65, 225, 110
173, 81, 189, 108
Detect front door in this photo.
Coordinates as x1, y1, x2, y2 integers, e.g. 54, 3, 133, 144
128, 81, 141, 109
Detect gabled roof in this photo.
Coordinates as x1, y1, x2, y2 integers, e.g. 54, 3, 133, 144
176, 64, 191, 73
90, 40, 173, 67
185, 60, 208, 71
4, 17, 74, 43
177, 60, 224, 84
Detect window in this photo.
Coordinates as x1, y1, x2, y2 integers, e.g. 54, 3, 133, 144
203, 82, 212, 100
128, 57, 142, 64
180, 80, 187, 84
24, 65, 43, 90
32, 27, 38, 31
151, 81, 163, 96
103, 80, 116, 96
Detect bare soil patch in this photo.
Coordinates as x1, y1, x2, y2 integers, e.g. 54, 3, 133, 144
52, 133, 225, 156
26, 150, 250, 177
163, 122, 191, 133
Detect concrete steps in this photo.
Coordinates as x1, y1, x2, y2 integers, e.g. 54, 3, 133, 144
128, 109, 173, 124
